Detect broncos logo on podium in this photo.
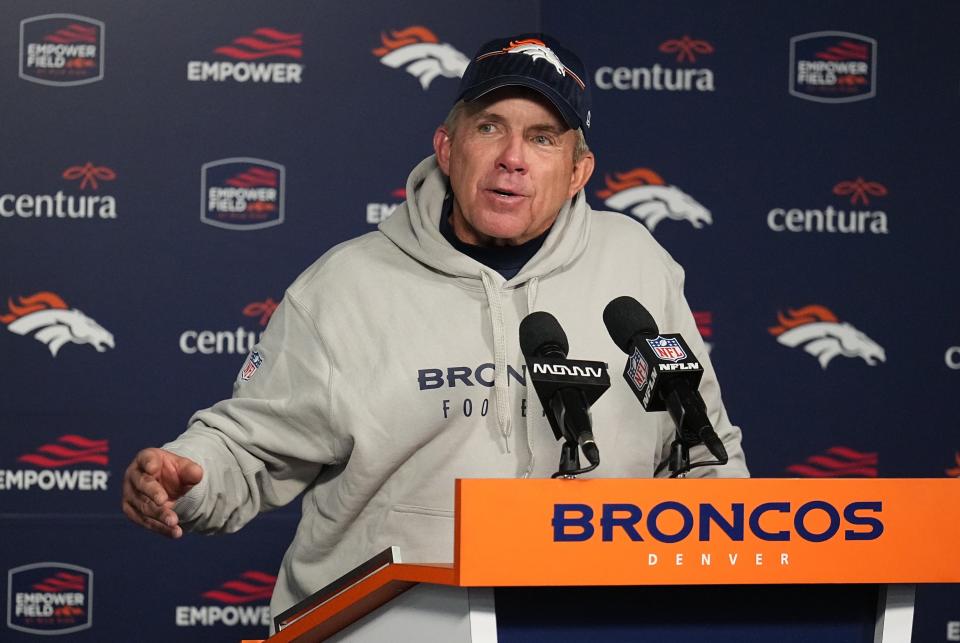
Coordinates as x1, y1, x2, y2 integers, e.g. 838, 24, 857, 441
2, 291, 114, 357
769, 305, 884, 369
373, 26, 468, 90
596, 168, 712, 231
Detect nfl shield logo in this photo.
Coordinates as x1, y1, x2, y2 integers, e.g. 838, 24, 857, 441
626, 350, 649, 389
647, 336, 687, 362
240, 351, 263, 381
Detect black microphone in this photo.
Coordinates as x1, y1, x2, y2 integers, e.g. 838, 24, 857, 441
603, 296, 727, 464
519, 311, 609, 468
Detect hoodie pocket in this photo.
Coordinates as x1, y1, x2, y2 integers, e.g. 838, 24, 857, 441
391, 503, 454, 518
383, 503, 455, 563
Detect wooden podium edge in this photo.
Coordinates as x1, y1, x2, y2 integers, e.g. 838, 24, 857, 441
265, 563, 456, 643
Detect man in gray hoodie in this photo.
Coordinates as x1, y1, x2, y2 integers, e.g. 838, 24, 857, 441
122, 33, 748, 618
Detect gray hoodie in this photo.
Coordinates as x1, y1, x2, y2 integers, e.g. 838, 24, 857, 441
165, 155, 748, 618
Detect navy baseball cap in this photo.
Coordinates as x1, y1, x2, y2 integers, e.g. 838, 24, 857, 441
456, 34, 592, 131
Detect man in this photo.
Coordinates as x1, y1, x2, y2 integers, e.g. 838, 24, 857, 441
122, 33, 747, 619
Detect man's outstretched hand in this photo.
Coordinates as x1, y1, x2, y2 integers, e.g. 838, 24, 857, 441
121, 448, 203, 538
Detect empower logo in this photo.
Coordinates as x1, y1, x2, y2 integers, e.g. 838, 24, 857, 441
1, 163, 119, 221
787, 446, 878, 477
175, 571, 276, 627
366, 187, 405, 224
187, 28, 303, 83
2, 292, 114, 356
767, 178, 888, 234
201, 158, 285, 230
7, 563, 93, 635
790, 31, 876, 103
597, 168, 712, 231
0, 435, 109, 491
19, 14, 104, 86
595, 35, 715, 92
373, 26, 468, 90
769, 305, 885, 369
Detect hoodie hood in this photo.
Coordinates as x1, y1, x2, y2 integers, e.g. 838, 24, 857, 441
379, 155, 592, 285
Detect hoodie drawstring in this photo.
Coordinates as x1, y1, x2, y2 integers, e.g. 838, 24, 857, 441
522, 277, 540, 478
480, 271, 512, 453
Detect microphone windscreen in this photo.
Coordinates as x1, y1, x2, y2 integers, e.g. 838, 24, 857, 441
519, 311, 569, 358
603, 296, 660, 353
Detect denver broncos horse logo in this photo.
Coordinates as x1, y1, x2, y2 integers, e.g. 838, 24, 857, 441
597, 168, 712, 231
2, 292, 115, 357
769, 305, 884, 369
373, 26, 468, 90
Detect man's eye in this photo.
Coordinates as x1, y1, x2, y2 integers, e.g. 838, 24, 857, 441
533, 135, 553, 145
478, 123, 496, 133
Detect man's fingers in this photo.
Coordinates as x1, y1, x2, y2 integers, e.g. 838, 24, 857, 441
136, 448, 162, 476
177, 458, 204, 487
122, 500, 183, 539
134, 469, 168, 505
133, 488, 175, 524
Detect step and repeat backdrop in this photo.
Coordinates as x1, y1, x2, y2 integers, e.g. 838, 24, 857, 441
1, 1, 958, 641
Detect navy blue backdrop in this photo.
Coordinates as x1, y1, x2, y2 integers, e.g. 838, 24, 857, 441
2, 1, 958, 640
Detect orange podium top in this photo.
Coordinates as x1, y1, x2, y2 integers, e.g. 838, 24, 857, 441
454, 478, 960, 586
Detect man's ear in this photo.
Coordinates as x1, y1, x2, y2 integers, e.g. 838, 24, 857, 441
567, 152, 596, 199
433, 126, 452, 176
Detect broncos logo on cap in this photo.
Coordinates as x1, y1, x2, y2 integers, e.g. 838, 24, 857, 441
2, 292, 115, 357
769, 305, 885, 369
597, 168, 712, 231
373, 26, 469, 90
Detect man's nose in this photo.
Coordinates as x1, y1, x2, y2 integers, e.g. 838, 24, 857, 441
496, 134, 528, 174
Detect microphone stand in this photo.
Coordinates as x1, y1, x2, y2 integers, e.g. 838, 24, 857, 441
551, 440, 599, 479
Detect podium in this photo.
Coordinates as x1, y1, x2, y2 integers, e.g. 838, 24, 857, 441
258, 479, 960, 642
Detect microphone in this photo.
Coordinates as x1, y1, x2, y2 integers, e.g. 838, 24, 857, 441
602, 296, 728, 464
519, 311, 609, 469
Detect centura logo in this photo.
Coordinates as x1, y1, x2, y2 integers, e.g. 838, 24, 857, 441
786, 446, 878, 477
769, 305, 885, 369
373, 26, 469, 90
19, 14, 104, 86
175, 571, 275, 627
179, 297, 276, 355
767, 178, 889, 234
595, 35, 715, 92
597, 168, 711, 231
947, 452, 960, 478
187, 27, 303, 83
1, 163, 118, 221
694, 311, 713, 354
201, 159, 284, 230
790, 31, 876, 103
367, 187, 406, 224
7, 562, 93, 635
0, 434, 109, 492
2, 292, 114, 357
